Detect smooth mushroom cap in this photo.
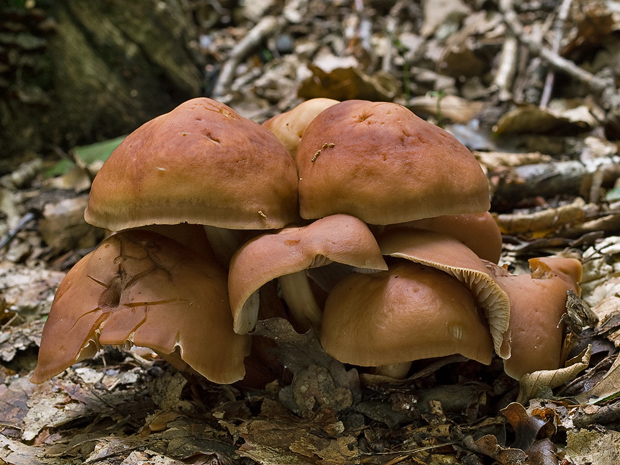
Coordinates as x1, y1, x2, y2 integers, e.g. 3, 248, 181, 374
320, 261, 494, 367
85, 97, 299, 231
296, 100, 490, 224
383, 211, 502, 264
487, 256, 582, 379
31, 230, 249, 385
263, 98, 340, 159
228, 214, 388, 334
377, 228, 511, 359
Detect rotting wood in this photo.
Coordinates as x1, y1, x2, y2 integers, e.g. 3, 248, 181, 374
491, 155, 620, 211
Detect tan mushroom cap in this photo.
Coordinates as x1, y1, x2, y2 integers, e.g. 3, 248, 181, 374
263, 98, 340, 159
229, 214, 388, 334
385, 211, 502, 264
377, 228, 511, 359
320, 261, 494, 367
487, 256, 582, 379
31, 230, 249, 385
296, 100, 490, 224
85, 97, 299, 231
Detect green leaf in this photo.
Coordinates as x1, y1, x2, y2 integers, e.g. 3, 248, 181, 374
73, 135, 126, 165
45, 136, 126, 178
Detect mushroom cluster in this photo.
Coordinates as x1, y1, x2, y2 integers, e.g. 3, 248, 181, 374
32, 97, 582, 386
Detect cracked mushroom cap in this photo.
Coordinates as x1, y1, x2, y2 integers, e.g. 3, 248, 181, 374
486, 256, 582, 379
31, 230, 249, 385
262, 98, 339, 159
320, 261, 494, 367
229, 214, 388, 334
296, 100, 490, 224
85, 98, 299, 231
378, 228, 511, 359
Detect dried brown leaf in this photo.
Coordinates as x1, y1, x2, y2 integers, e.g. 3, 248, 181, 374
298, 64, 399, 102
517, 346, 591, 403
495, 197, 587, 236
501, 402, 549, 451
575, 350, 620, 404
493, 104, 596, 136
462, 434, 527, 464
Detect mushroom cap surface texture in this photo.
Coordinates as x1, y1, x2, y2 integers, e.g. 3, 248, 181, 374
31, 230, 249, 385
320, 261, 494, 367
263, 98, 340, 159
229, 214, 388, 334
388, 211, 503, 264
85, 98, 299, 231
377, 228, 511, 358
487, 256, 582, 379
296, 100, 490, 224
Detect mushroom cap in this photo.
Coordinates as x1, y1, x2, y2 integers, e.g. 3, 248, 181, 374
31, 230, 249, 385
85, 98, 299, 231
296, 100, 490, 224
320, 261, 494, 367
229, 214, 388, 334
263, 98, 340, 159
377, 228, 511, 358
387, 211, 502, 264
487, 256, 582, 379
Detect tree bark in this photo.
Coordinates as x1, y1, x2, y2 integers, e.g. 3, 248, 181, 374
0, 0, 204, 171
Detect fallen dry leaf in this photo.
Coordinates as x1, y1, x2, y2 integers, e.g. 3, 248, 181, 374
517, 346, 592, 403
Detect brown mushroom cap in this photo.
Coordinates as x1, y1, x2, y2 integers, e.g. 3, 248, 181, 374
320, 261, 494, 367
31, 230, 249, 385
377, 228, 511, 358
85, 98, 299, 231
384, 211, 502, 264
263, 98, 340, 159
228, 214, 388, 334
296, 100, 490, 224
487, 256, 582, 379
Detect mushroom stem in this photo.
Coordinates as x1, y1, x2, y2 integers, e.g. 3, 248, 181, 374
203, 225, 246, 269
373, 362, 412, 379
278, 271, 323, 332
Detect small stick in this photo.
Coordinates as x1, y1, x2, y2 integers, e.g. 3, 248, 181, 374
211, 16, 281, 99
540, 0, 574, 108
499, 0, 609, 95
493, 34, 518, 101
0, 211, 37, 251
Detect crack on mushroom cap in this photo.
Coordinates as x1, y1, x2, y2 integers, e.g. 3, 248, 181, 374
31, 230, 248, 385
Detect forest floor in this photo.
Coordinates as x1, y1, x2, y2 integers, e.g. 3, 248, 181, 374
3, 0, 620, 463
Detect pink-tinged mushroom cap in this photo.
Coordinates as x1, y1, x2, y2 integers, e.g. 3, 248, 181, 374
296, 100, 490, 224
487, 256, 583, 379
382, 211, 502, 264
229, 214, 388, 334
31, 230, 249, 385
320, 261, 494, 368
377, 228, 511, 359
85, 97, 299, 231
263, 98, 339, 159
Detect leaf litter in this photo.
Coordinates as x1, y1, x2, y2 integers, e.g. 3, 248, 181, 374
4, 0, 620, 463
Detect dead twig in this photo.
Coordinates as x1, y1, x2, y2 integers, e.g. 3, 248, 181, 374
0, 211, 37, 252
499, 0, 609, 96
493, 33, 518, 102
540, 0, 574, 108
211, 16, 282, 99
491, 155, 620, 210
